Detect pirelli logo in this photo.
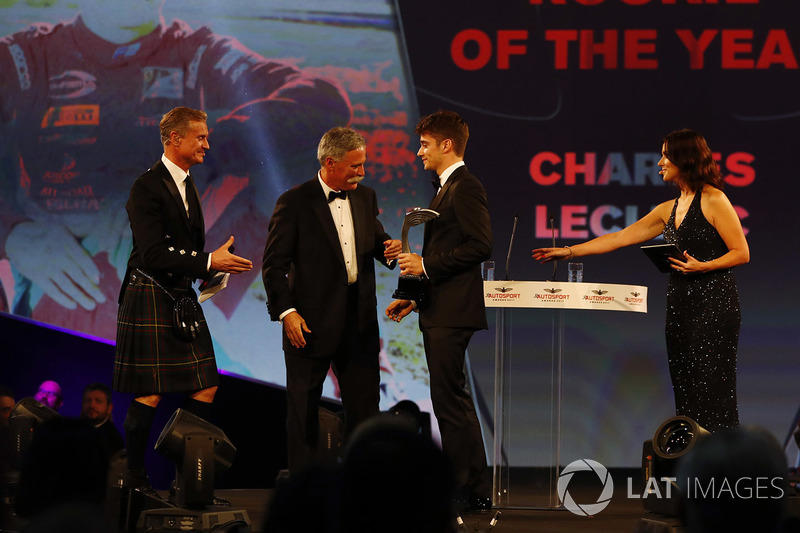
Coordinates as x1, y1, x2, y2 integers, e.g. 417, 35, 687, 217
41, 105, 100, 128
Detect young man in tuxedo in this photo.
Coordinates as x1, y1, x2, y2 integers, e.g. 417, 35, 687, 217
262, 127, 400, 474
386, 111, 493, 512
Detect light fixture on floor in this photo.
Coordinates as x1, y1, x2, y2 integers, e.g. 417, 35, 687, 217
8, 397, 61, 470
642, 415, 709, 516
384, 400, 432, 439
653, 416, 710, 460
154, 408, 236, 509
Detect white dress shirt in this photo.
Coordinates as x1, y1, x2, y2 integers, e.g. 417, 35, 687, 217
318, 173, 358, 284
422, 160, 466, 279
161, 153, 211, 271
434, 160, 465, 192
161, 153, 190, 214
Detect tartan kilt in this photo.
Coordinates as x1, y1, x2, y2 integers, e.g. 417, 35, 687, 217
113, 271, 219, 394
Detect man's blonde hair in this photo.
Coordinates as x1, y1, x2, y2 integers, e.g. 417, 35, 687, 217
160, 107, 208, 146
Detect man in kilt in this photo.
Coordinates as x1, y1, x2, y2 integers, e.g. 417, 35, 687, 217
113, 106, 252, 498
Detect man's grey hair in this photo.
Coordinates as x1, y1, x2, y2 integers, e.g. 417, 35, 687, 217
317, 127, 366, 165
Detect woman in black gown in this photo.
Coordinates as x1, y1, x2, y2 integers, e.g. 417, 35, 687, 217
532, 129, 750, 431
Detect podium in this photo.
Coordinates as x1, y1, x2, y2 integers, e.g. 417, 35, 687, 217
484, 280, 647, 509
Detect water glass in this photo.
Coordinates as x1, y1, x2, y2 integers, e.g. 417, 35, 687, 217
568, 262, 583, 283
482, 260, 495, 281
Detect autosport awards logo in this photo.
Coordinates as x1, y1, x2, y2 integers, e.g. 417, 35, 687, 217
557, 459, 614, 516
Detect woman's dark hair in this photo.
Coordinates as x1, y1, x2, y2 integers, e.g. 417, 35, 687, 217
663, 129, 724, 192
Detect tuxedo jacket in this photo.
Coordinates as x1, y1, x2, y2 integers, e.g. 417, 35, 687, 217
119, 159, 210, 303
262, 178, 394, 356
420, 165, 492, 330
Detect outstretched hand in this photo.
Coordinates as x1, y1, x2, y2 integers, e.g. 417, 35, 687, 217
531, 247, 571, 264
210, 236, 253, 273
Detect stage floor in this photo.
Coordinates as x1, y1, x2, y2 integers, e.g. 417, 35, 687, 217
214, 481, 686, 533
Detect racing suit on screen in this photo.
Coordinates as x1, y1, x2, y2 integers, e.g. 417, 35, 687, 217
0, 15, 351, 338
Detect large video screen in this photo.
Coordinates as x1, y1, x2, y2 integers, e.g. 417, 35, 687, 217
0, 0, 421, 398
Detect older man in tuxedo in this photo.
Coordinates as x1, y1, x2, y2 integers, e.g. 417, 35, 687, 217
387, 111, 493, 512
263, 127, 400, 474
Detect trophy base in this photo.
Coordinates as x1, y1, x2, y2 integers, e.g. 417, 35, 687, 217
392, 274, 426, 303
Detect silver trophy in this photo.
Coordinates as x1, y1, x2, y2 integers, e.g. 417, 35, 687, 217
392, 207, 439, 302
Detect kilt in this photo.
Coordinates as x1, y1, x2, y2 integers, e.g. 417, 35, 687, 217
113, 270, 219, 395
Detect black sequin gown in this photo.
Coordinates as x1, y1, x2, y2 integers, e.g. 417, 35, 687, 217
662, 189, 740, 431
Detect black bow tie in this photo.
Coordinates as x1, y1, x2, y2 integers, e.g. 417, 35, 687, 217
431, 176, 441, 191
328, 190, 347, 203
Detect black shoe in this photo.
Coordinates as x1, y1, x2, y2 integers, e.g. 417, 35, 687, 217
275, 469, 291, 489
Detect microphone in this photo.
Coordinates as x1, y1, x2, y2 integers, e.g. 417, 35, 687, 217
549, 213, 558, 282
504, 213, 519, 281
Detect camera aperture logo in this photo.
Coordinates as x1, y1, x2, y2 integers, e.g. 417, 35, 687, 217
558, 459, 614, 516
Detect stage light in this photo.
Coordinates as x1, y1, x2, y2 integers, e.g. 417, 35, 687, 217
317, 402, 431, 466
318, 406, 344, 464
8, 397, 61, 470
154, 409, 236, 509
383, 400, 432, 439
653, 416, 710, 460
642, 415, 709, 516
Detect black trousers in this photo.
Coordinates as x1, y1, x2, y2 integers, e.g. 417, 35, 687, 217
283, 283, 380, 473
422, 326, 490, 499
